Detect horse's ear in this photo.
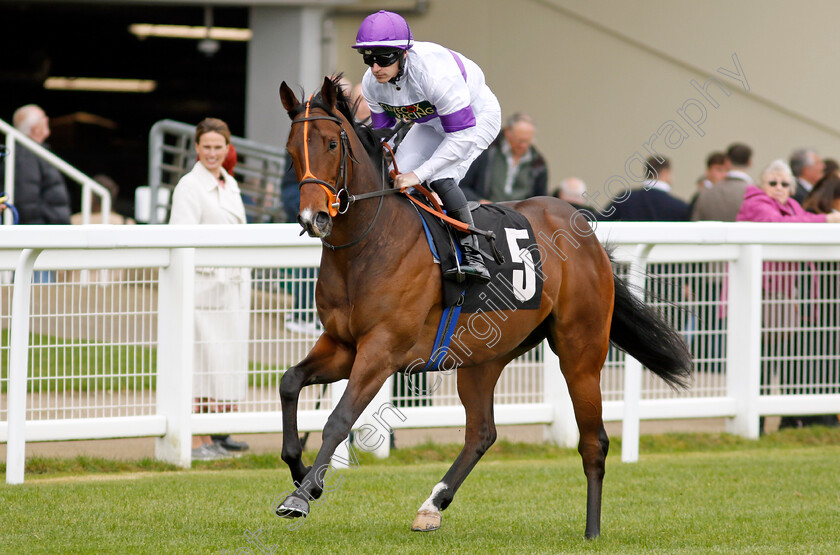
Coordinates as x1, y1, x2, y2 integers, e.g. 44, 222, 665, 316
279, 82, 299, 113
321, 76, 337, 109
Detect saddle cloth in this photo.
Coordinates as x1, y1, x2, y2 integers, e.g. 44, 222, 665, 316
412, 196, 544, 314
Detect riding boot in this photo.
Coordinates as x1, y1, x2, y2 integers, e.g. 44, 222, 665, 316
428, 178, 491, 284
445, 207, 491, 283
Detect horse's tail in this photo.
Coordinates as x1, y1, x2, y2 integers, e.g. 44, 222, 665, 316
609, 272, 693, 390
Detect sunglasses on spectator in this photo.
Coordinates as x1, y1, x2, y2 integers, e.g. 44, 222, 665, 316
362, 50, 401, 68
767, 180, 791, 188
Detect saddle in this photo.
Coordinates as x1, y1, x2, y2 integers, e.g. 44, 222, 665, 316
408, 192, 544, 313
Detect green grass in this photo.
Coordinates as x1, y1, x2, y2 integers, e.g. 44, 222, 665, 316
1, 329, 158, 393
2, 430, 840, 553
1, 329, 287, 393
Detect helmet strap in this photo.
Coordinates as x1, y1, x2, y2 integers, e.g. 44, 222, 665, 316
390, 51, 407, 89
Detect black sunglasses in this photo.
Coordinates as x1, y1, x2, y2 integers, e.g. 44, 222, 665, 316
767, 180, 790, 188
362, 50, 401, 68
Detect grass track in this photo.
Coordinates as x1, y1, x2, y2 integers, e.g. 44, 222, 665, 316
2, 434, 840, 554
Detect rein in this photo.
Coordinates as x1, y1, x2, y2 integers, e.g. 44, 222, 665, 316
291, 100, 498, 255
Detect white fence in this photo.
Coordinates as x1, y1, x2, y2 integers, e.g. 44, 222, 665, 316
2, 222, 840, 484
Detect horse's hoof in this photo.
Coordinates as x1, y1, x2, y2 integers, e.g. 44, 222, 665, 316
275, 495, 310, 519
411, 509, 441, 532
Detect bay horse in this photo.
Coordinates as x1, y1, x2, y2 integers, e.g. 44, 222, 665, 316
276, 76, 691, 539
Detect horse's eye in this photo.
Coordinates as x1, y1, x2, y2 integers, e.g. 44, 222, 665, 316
329, 139, 338, 151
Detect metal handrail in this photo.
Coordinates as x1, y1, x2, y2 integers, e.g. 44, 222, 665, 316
148, 119, 288, 224
0, 118, 111, 226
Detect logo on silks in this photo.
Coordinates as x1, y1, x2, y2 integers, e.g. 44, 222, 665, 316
379, 101, 436, 121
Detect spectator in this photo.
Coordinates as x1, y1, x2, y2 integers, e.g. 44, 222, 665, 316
821, 158, 839, 181
169, 118, 251, 461
696, 151, 730, 190
5, 105, 72, 226
70, 174, 135, 225
553, 177, 590, 211
736, 160, 840, 433
605, 157, 690, 221
803, 174, 840, 215
790, 148, 825, 205
4, 105, 73, 282
724, 143, 754, 183
792, 149, 824, 195
691, 143, 752, 221
736, 160, 839, 224
460, 112, 548, 203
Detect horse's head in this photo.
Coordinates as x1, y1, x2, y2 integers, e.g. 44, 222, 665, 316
280, 76, 356, 238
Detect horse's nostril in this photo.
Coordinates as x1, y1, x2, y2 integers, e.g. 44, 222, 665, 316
314, 212, 331, 232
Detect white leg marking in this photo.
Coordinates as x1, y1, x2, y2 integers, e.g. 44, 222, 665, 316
419, 482, 448, 513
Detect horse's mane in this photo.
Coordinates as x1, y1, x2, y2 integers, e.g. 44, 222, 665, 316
286, 75, 384, 178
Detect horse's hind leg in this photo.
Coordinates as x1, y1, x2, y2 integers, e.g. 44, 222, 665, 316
412, 361, 506, 532
548, 296, 612, 539
280, 335, 354, 485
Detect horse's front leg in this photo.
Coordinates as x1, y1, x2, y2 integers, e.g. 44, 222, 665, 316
276, 340, 401, 519
412, 361, 506, 532
280, 335, 354, 486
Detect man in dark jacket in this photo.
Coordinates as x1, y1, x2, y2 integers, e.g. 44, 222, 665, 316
604, 157, 690, 221
5, 105, 71, 225
460, 113, 548, 202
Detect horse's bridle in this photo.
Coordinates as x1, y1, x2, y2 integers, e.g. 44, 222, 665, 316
291, 97, 402, 251
292, 97, 358, 218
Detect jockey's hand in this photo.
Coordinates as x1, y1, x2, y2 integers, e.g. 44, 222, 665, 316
394, 172, 420, 190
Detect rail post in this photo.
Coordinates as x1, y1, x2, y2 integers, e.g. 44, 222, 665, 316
155, 248, 196, 467
726, 245, 763, 438
6, 248, 43, 484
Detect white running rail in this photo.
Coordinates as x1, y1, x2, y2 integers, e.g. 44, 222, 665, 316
1, 222, 839, 484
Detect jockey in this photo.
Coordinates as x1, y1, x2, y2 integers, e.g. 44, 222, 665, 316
353, 10, 501, 283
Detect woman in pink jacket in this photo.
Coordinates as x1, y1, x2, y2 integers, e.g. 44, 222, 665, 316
736, 159, 840, 223
736, 159, 840, 432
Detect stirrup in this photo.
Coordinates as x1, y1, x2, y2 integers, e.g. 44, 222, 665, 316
445, 236, 490, 284
459, 259, 491, 284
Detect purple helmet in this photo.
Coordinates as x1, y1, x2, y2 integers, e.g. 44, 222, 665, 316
352, 10, 413, 50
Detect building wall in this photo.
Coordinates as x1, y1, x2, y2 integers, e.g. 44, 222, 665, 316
326, 0, 840, 202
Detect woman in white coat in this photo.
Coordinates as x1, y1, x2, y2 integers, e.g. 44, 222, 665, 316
169, 118, 251, 461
